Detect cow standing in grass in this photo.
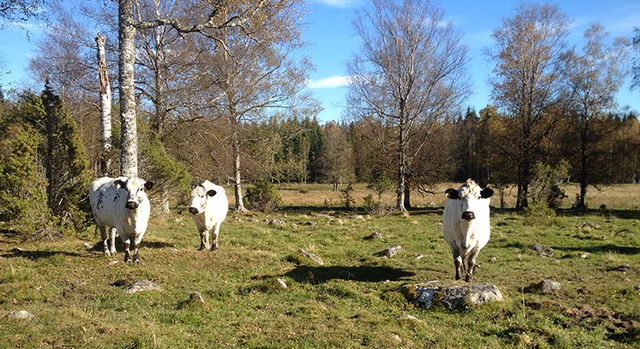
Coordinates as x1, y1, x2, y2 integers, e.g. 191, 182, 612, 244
89, 176, 153, 263
189, 180, 229, 250
442, 179, 494, 282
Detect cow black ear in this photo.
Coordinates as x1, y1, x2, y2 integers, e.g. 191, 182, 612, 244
114, 179, 125, 189
207, 189, 217, 197
144, 181, 154, 190
481, 187, 494, 199
445, 188, 459, 199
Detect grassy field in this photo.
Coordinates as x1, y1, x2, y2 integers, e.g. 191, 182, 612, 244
1, 183, 639, 348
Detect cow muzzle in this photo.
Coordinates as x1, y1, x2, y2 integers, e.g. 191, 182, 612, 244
125, 201, 139, 209
461, 211, 475, 221
188, 207, 200, 215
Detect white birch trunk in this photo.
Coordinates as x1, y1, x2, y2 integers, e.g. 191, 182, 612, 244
232, 128, 248, 212
118, 0, 138, 177
95, 32, 112, 176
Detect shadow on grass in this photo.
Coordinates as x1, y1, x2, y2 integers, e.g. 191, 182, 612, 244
551, 244, 640, 255
281, 265, 415, 284
88, 239, 175, 251
0, 248, 85, 260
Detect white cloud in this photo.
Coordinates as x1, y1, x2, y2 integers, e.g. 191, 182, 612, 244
307, 75, 353, 89
315, 0, 360, 8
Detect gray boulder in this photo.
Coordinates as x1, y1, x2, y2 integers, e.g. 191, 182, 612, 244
124, 280, 162, 294
7, 310, 34, 320
525, 279, 561, 294
400, 281, 503, 311
381, 245, 402, 258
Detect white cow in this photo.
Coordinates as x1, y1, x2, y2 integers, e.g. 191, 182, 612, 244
442, 179, 494, 282
188, 180, 228, 250
89, 176, 153, 263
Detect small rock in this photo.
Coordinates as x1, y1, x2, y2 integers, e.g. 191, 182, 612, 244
427, 201, 436, 207
123, 280, 162, 294
315, 213, 332, 218
107, 260, 119, 266
352, 215, 365, 220
7, 310, 34, 320
382, 245, 402, 258
415, 254, 426, 260
489, 256, 497, 263
10, 247, 24, 254
580, 253, 589, 259
364, 232, 382, 240
83, 242, 92, 249
579, 221, 602, 230
608, 264, 631, 272
634, 284, 640, 291
188, 292, 206, 304
250, 218, 260, 223
525, 279, 561, 294
394, 314, 421, 322
391, 334, 402, 343
277, 278, 288, 289
269, 219, 286, 225
305, 221, 317, 226
532, 244, 553, 257
299, 249, 324, 265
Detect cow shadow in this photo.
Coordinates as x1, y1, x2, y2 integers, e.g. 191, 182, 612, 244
88, 239, 175, 251
281, 265, 415, 284
0, 248, 85, 260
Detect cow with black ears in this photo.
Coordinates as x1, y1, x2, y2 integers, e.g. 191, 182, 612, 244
442, 179, 494, 282
189, 180, 229, 250
89, 176, 154, 263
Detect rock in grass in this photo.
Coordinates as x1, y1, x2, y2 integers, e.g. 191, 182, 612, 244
277, 278, 288, 289
299, 249, 324, 265
364, 232, 382, 240
532, 244, 553, 257
399, 281, 503, 311
382, 245, 402, 258
608, 264, 631, 272
123, 280, 162, 294
305, 221, 317, 226
525, 279, 561, 294
7, 310, 34, 320
188, 292, 206, 304
269, 219, 286, 225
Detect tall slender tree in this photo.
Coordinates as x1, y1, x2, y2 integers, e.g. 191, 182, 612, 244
347, 0, 468, 211
488, 3, 569, 209
562, 24, 628, 208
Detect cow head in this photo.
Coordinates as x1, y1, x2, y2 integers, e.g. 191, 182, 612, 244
445, 179, 493, 221
189, 182, 217, 215
114, 177, 154, 210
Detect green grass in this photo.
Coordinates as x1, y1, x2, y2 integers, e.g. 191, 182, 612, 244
1, 186, 639, 348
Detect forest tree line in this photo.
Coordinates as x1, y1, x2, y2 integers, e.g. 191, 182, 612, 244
1, 0, 640, 236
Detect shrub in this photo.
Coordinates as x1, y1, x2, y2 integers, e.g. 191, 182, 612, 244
244, 181, 282, 212
340, 182, 355, 209
363, 194, 391, 216
523, 202, 557, 226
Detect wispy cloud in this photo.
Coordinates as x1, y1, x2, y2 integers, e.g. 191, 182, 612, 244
315, 0, 360, 8
307, 75, 352, 89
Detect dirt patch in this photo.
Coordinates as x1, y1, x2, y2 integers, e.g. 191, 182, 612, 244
564, 305, 639, 343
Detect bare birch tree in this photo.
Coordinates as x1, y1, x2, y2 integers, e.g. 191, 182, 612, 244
347, 0, 468, 211
562, 24, 628, 208
488, 3, 569, 209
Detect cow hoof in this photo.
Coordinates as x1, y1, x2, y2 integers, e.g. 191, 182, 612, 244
211, 245, 219, 251
198, 246, 206, 251
125, 258, 133, 263
465, 275, 472, 282
104, 250, 111, 256
110, 249, 117, 255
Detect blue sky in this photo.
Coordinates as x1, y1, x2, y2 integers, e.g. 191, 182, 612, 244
1, 0, 639, 121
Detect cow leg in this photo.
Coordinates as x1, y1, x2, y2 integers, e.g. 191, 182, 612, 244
122, 235, 132, 263
99, 226, 110, 256
465, 247, 480, 282
198, 229, 209, 250
131, 236, 140, 264
453, 249, 464, 280
108, 227, 117, 255
210, 224, 220, 251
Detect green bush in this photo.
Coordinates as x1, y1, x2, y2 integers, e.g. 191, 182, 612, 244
523, 202, 557, 226
244, 181, 282, 212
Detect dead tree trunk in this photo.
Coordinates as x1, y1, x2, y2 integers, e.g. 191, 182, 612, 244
95, 32, 112, 177
118, 0, 138, 177
232, 127, 248, 212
